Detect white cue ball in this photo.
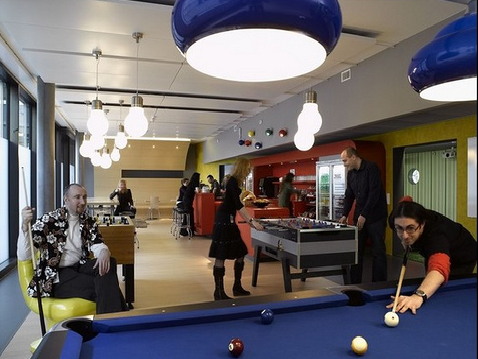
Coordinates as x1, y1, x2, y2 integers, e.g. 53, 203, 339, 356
384, 311, 399, 327
351, 335, 368, 356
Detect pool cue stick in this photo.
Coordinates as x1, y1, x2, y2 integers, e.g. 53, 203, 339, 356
21, 167, 46, 336
392, 245, 411, 313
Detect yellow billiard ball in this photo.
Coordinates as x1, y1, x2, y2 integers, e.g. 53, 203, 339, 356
351, 335, 368, 356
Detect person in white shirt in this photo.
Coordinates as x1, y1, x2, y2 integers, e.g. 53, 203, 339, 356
18, 184, 127, 314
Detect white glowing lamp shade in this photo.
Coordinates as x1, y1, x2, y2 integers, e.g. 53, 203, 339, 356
87, 100, 109, 136
186, 29, 326, 82
124, 100, 148, 137
111, 147, 121, 162
297, 102, 323, 134
79, 138, 94, 158
89, 134, 105, 150
115, 128, 128, 149
294, 131, 315, 152
91, 151, 102, 167
419, 77, 477, 102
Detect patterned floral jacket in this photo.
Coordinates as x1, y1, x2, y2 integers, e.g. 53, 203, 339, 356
27, 207, 104, 297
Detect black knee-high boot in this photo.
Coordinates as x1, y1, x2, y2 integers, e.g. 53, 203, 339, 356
213, 266, 231, 300
233, 261, 250, 296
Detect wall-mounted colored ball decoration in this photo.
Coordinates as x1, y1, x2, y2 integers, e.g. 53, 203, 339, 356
279, 128, 288, 137
255, 142, 263, 149
265, 128, 273, 136
248, 130, 255, 138
238, 139, 245, 146
244, 139, 252, 147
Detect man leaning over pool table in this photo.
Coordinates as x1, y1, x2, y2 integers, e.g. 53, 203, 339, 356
386, 199, 476, 314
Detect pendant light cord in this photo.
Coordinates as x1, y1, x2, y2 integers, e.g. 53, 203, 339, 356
136, 38, 139, 96
133, 32, 143, 97
95, 52, 100, 100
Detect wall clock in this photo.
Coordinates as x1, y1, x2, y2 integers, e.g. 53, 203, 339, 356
408, 168, 420, 184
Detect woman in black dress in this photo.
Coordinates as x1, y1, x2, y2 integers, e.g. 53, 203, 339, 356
209, 157, 264, 300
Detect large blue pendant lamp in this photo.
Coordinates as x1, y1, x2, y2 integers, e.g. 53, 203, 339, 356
171, 0, 342, 82
408, 12, 477, 102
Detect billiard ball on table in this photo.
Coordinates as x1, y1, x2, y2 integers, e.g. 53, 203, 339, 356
260, 309, 274, 324
228, 338, 244, 357
384, 311, 399, 327
351, 336, 368, 356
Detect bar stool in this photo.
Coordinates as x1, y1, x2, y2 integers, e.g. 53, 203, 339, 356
171, 206, 180, 235
174, 207, 192, 240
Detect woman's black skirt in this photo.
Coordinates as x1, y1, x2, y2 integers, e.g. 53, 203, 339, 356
209, 212, 248, 260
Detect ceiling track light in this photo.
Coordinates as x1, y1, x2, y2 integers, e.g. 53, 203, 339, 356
408, 12, 477, 102
87, 49, 109, 136
124, 32, 149, 138
171, 0, 342, 82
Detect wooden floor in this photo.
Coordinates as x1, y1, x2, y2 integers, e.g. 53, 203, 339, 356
1, 217, 425, 359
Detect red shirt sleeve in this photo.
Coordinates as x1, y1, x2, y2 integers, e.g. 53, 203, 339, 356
427, 253, 451, 282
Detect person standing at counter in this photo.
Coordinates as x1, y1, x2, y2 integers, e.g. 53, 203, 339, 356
386, 199, 476, 314
177, 177, 189, 205
109, 179, 136, 218
207, 174, 221, 198
179, 172, 200, 236
209, 157, 264, 300
278, 172, 302, 217
338, 147, 388, 284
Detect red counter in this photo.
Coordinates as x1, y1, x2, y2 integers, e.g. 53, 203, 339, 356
193, 192, 223, 236
236, 206, 290, 257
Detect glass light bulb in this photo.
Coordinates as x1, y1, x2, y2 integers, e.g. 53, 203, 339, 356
89, 134, 105, 150
297, 103, 322, 134
115, 131, 128, 149
100, 152, 112, 169
79, 139, 94, 158
111, 147, 121, 162
124, 107, 148, 137
294, 131, 314, 151
90, 151, 102, 167
87, 109, 109, 136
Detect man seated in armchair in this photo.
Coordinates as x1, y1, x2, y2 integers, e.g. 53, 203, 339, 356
18, 184, 128, 314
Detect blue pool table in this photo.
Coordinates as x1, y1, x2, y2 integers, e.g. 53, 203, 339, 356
32, 277, 476, 359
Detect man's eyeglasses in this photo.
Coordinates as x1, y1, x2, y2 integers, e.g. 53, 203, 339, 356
394, 224, 421, 235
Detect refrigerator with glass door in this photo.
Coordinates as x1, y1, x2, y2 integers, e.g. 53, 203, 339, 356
316, 157, 347, 221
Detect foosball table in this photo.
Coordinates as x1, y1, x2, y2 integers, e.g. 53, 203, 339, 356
251, 218, 357, 292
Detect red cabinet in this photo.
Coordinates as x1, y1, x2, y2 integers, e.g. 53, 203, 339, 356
193, 193, 216, 236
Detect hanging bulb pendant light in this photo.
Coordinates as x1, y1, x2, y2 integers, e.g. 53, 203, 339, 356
124, 32, 149, 138
115, 100, 128, 149
87, 49, 109, 136
125, 95, 148, 137
297, 90, 322, 134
